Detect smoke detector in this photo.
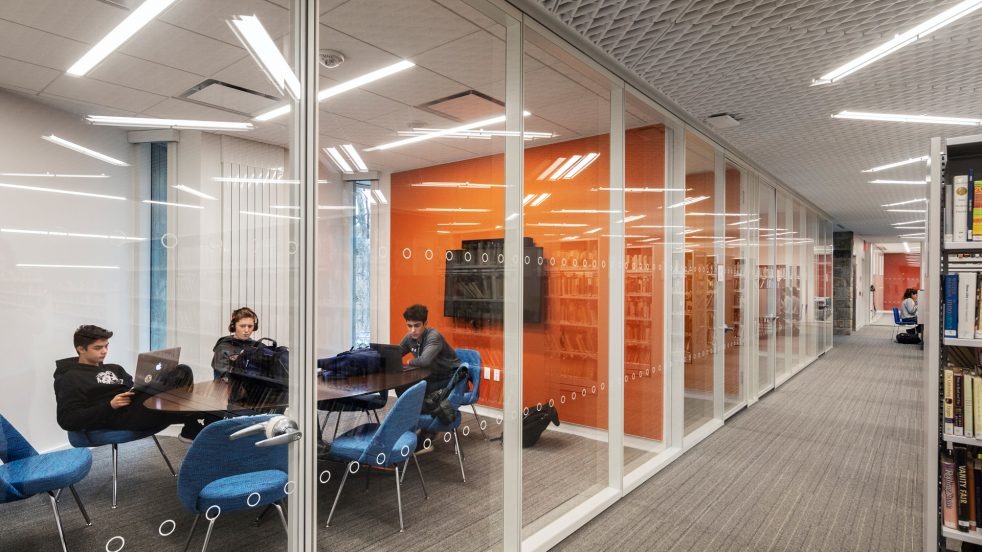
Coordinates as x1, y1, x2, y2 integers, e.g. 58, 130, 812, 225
319, 50, 345, 69
705, 112, 741, 130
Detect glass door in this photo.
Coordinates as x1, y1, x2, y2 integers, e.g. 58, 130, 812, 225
723, 161, 747, 415
757, 182, 776, 396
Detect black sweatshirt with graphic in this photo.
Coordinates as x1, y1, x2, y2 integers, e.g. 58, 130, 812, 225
53, 357, 133, 431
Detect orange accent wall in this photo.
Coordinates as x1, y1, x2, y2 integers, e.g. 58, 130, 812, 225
882, 253, 921, 311
390, 126, 667, 439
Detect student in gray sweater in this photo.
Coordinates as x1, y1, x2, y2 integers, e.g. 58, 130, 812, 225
398, 304, 461, 394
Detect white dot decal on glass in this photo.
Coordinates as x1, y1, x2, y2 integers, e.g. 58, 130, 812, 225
480, 420, 487, 430
158, 520, 176, 537
376, 453, 386, 465
288, 241, 297, 255
523, 407, 529, 417
247, 492, 261, 508
525, 255, 531, 265
536, 403, 542, 411
495, 416, 503, 425
548, 398, 555, 408
443, 432, 452, 443
205, 505, 221, 521
482, 252, 489, 263
601, 260, 606, 269
498, 253, 504, 264
538, 256, 543, 265
349, 462, 361, 475
593, 259, 597, 268
581, 388, 587, 396
423, 438, 433, 448
401, 445, 410, 457
446, 250, 454, 261
464, 251, 472, 262
572, 258, 578, 267
549, 257, 555, 266
571, 392, 576, 401
591, 385, 596, 394
403, 248, 412, 260
645, 368, 650, 376
560, 395, 566, 404
624, 375, 629, 383
319, 470, 332, 484
561, 258, 567, 267
105, 536, 125, 552
600, 382, 605, 391
424, 249, 434, 261
462, 426, 470, 437
161, 233, 177, 249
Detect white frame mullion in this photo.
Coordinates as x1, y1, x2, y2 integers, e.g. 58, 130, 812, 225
713, 150, 725, 421
668, 126, 686, 450
608, 84, 626, 489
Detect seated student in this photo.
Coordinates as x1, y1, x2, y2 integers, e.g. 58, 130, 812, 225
54, 325, 204, 443
399, 304, 462, 394
211, 307, 259, 380
900, 288, 923, 335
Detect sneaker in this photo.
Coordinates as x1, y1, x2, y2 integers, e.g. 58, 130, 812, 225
178, 420, 204, 444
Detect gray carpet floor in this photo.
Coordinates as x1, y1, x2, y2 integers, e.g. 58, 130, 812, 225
555, 324, 923, 552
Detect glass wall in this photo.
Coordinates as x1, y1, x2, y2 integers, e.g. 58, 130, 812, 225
723, 161, 746, 413
789, 201, 803, 372
683, 131, 717, 434
774, 190, 791, 383
757, 181, 775, 395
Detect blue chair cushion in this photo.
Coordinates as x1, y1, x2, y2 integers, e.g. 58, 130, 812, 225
196, 470, 288, 512
68, 428, 165, 448
327, 424, 416, 467
418, 411, 461, 434
0, 448, 92, 500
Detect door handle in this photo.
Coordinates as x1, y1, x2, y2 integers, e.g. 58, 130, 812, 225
229, 414, 303, 448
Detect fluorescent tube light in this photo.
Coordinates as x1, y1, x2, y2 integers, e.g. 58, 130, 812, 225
813, 0, 982, 85
213, 177, 300, 184
862, 156, 930, 173
0, 182, 125, 200
595, 187, 685, 193
86, 115, 252, 131
241, 210, 300, 220
411, 181, 504, 189
436, 222, 479, 226
634, 225, 684, 229
563, 153, 600, 179
640, 237, 660, 243
0, 172, 108, 178
551, 210, 618, 214
529, 192, 551, 207
17, 264, 119, 269
832, 111, 982, 126
886, 209, 927, 213
903, 242, 911, 253
522, 194, 536, 206
143, 199, 203, 210
2, 228, 144, 241
584, 227, 603, 234
42, 135, 129, 166
419, 208, 491, 213
549, 156, 581, 180
729, 218, 761, 226
687, 212, 751, 217
360, 189, 376, 206
228, 15, 300, 101
397, 128, 553, 140
342, 144, 368, 172
869, 179, 927, 185
560, 236, 579, 241
891, 219, 926, 225
668, 195, 709, 209
537, 158, 567, 181
325, 147, 353, 173
881, 198, 927, 207
366, 111, 530, 151
373, 189, 387, 204
526, 222, 587, 227
173, 184, 216, 201
253, 61, 415, 121
621, 215, 646, 223
66, 0, 177, 76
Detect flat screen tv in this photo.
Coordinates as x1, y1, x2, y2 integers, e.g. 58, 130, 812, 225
443, 237, 545, 324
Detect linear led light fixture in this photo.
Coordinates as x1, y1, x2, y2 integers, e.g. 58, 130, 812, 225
373, 189, 387, 204
173, 184, 216, 201
0, 172, 108, 178
668, 195, 709, 209
419, 208, 491, 213
228, 15, 300, 101
412, 182, 505, 189
42, 135, 129, 166
891, 219, 926, 225
903, 242, 911, 253
863, 156, 930, 173
143, 199, 203, 210
640, 237, 660, 243
551, 209, 618, 214
886, 208, 927, 213
832, 111, 982, 126
366, 111, 531, 151
342, 145, 368, 172
397, 128, 553, 140
813, 0, 982, 85
594, 187, 685, 193
634, 225, 684, 229
621, 215, 646, 223
584, 227, 603, 234
898, 233, 926, 238
325, 147, 353, 173
436, 222, 479, 226
241, 210, 300, 220
2, 228, 144, 241
529, 193, 551, 207
537, 158, 567, 180
687, 212, 751, 217
0, 182, 125, 200
526, 222, 588, 227
522, 193, 536, 206
17, 263, 119, 269
66, 0, 176, 76
254, 60, 415, 121
882, 198, 927, 207
213, 177, 300, 184
869, 179, 927, 185
86, 115, 252, 131
729, 218, 761, 226
563, 153, 600, 179
272, 205, 357, 211
548, 156, 581, 181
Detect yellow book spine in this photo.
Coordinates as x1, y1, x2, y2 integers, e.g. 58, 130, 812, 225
946, 368, 955, 434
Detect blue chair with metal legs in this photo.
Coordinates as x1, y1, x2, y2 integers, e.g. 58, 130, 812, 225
318, 392, 388, 442
412, 363, 474, 483
455, 348, 488, 440
177, 415, 288, 552
892, 306, 917, 339
326, 380, 428, 532
68, 426, 176, 508
1, 415, 93, 552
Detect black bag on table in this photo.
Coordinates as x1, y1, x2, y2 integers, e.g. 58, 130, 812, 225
228, 338, 289, 407
523, 404, 560, 448
317, 347, 383, 379
154, 363, 194, 393
896, 332, 921, 344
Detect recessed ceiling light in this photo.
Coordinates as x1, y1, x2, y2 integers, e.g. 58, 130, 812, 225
41, 135, 129, 166
813, 0, 982, 85
870, 179, 927, 185
0, 172, 108, 178
862, 156, 930, 173
886, 209, 927, 213
341, 145, 368, 172
563, 153, 600, 179
143, 199, 203, 210
891, 219, 926, 225
668, 196, 709, 209
530, 192, 551, 207
366, 112, 531, 151
833, 111, 982, 126
173, 184, 216, 201
882, 198, 927, 207
228, 15, 300, 101
0, 182, 125, 200
86, 115, 252, 131
66, 0, 177, 76
324, 147, 353, 173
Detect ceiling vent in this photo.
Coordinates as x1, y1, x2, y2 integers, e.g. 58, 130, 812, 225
705, 112, 741, 130
417, 90, 504, 123
179, 80, 281, 118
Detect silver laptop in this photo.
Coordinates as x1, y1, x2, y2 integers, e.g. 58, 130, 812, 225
132, 347, 182, 393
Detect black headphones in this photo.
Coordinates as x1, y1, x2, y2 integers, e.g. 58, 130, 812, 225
228, 308, 259, 333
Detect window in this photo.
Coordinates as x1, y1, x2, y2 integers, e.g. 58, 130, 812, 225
352, 181, 372, 347
149, 142, 167, 350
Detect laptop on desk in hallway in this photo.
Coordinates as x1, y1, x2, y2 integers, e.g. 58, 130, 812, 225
131, 347, 181, 394
370, 343, 409, 372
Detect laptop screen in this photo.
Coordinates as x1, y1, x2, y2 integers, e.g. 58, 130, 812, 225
369, 343, 404, 372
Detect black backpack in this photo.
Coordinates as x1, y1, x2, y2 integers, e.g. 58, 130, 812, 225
228, 338, 289, 408
896, 332, 921, 344
318, 347, 383, 379
523, 404, 560, 448
421, 366, 469, 425
155, 363, 194, 393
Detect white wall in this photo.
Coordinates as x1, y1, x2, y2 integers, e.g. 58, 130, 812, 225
0, 90, 141, 451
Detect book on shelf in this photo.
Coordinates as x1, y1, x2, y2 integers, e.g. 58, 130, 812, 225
947, 178, 955, 243
956, 175, 970, 243
970, 375, 977, 439
974, 171, 982, 241
960, 274, 978, 339
970, 169, 976, 241
945, 454, 958, 529
947, 368, 956, 435
976, 457, 982, 532
957, 370, 966, 436
976, 377, 982, 435
957, 447, 972, 531
947, 274, 960, 338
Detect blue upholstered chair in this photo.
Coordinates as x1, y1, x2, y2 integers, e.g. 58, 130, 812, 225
318, 392, 388, 442
325, 380, 428, 532
413, 358, 475, 483
455, 348, 488, 440
178, 415, 288, 552
892, 306, 917, 339
68, 426, 176, 508
2, 415, 93, 552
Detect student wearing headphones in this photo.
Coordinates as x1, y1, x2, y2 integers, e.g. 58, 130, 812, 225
211, 307, 259, 380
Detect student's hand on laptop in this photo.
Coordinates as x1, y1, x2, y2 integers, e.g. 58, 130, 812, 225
110, 391, 134, 409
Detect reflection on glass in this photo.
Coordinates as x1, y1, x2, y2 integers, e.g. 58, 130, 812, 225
757, 182, 775, 394
775, 191, 789, 381
723, 162, 744, 413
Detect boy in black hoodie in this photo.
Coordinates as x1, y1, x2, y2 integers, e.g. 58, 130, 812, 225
54, 325, 203, 443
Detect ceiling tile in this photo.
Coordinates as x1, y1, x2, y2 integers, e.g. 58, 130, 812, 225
43, 74, 166, 113
325, 0, 479, 57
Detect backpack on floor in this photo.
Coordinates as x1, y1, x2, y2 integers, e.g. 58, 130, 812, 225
523, 404, 560, 448
896, 332, 921, 344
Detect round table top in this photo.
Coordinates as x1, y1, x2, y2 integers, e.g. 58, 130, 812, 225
143, 367, 432, 413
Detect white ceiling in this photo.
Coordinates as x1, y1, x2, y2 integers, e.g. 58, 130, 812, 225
534, 0, 982, 241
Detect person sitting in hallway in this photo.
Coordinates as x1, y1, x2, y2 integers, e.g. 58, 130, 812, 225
211, 307, 259, 380
900, 288, 923, 336
54, 325, 204, 443
398, 303, 462, 394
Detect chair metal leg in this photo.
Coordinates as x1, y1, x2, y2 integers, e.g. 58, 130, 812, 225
111, 444, 118, 509
68, 485, 92, 526
453, 428, 466, 482
54, 488, 62, 502
411, 453, 428, 499
471, 404, 490, 440
152, 435, 177, 476
325, 462, 351, 528
253, 504, 273, 527
200, 517, 216, 552
399, 458, 409, 484
47, 492, 68, 552
183, 514, 200, 552
273, 502, 289, 535
394, 465, 404, 532
332, 409, 343, 440
372, 410, 381, 424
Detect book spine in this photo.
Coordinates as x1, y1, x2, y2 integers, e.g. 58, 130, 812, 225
968, 375, 976, 439
970, 170, 976, 240
975, 457, 982, 532
974, 171, 981, 241
958, 447, 973, 531
976, 377, 982, 439
972, 460, 978, 530
956, 175, 970, 242
977, 274, 982, 339
945, 455, 958, 528
960, 272, 978, 339
947, 274, 961, 337
947, 368, 956, 434
948, 178, 956, 243
956, 370, 965, 436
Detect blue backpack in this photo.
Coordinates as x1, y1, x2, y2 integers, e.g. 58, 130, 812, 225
229, 338, 289, 408
317, 347, 382, 379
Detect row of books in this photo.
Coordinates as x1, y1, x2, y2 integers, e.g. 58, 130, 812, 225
943, 269, 982, 338
942, 446, 982, 532
547, 274, 598, 297
944, 368, 982, 436
949, 170, 980, 242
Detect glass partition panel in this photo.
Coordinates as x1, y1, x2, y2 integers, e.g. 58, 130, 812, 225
806, 209, 819, 360
315, 1, 510, 549
788, 200, 803, 371
723, 161, 746, 413
683, 131, 717, 434
757, 182, 775, 395
622, 91, 669, 470
774, 190, 790, 382
521, 25, 612, 535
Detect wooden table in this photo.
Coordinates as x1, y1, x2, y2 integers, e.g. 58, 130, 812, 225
144, 367, 432, 413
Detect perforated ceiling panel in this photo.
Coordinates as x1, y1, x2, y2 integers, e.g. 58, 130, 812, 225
535, 0, 982, 241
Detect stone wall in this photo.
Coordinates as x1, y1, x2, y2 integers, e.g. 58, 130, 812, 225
833, 231, 854, 335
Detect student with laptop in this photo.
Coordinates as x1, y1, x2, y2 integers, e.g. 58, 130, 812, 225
399, 304, 462, 394
53, 325, 204, 443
